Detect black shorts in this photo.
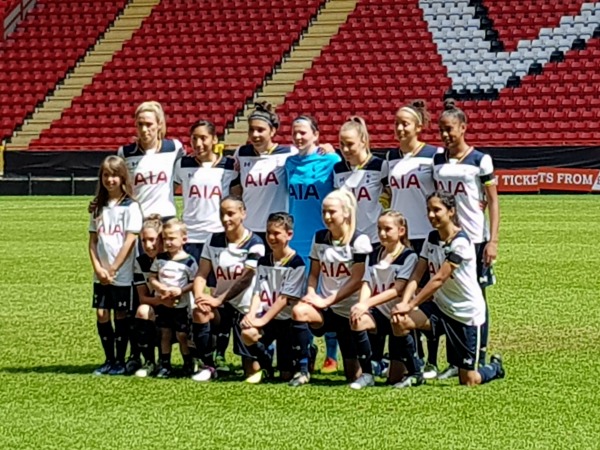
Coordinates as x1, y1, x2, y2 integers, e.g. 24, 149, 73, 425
184, 242, 216, 288
309, 308, 364, 360
258, 318, 295, 373
419, 301, 483, 371
155, 305, 190, 334
92, 283, 134, 311
225, 302, 254, 359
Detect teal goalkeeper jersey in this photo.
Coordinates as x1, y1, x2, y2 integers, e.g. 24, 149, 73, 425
286, 150, 341, 259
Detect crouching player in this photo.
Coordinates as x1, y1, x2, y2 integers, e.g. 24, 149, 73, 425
131, 215, 164, 378
148, 219, 198, 378
239, 212, 312, 385
350, 211, 424, 388
191, 196, 265, 382
391, 191, 504, 386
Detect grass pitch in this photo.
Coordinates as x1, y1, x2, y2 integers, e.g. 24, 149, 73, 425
0, 196, 598, 449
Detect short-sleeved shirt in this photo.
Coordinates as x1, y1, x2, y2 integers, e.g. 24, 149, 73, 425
150, 252, 198, 309
201, 231, 265, 313
173, 156, 238, 244
117, 139, 184, 218
363, 245, 418, 319
253, 253, 306, 320
333, 156, 388, 243
234, 144, 298, 232
421, 230, 486, 326
89, 197, 143, 286
433, 149, 495, 244
286, 150, 341, 259
387, 144, 439, 240
309, 229, 372, 318
133, 253, 154, 292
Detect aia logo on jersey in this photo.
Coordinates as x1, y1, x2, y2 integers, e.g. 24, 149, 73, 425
260, 290, 277, 306
289, 183, 319, 200
320, 261, 351, 278
347, 186, 372, 202
188, 185, 222, 199
215, 265, 244, 280
435, 180, 467, 196
372, 282, 394, 296
134, 171, 168, 185
244, 172, 279, 187
390, 173, 421, 190
97, 224, 124, 236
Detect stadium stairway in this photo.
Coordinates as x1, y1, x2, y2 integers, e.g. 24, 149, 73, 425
223, 0, 359, 146
5, 0, 160, 151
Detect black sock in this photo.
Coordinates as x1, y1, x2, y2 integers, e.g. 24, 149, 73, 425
426, 336, 440, 367
368, 332, 385, 365
97, 321, 115, 362
128, 317, 140, 360
249, 341, 273, 373
114, 318, 129, 364
354, 331, 372, 375
292, 321, 311, 372
160, 352, 171, 368
134, 318, 156, 364
390, 332, 423, 375
192, 322, 214, 368
182, 352, 193, 367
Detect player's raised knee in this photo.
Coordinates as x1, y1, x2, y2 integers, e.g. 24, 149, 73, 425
135, 304, 155, 320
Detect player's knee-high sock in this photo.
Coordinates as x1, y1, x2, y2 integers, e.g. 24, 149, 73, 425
192, 322, 214, 368
324, 331, 338, 361
390, 332, 423, 375
368, 332, 385, 364
114, 318, 129, 364
128, 317, 140, 360
97, 321, 115, 362
480, 296, 489, 365
354, 331, 372, 375
426, 336, 440, 367
134, 318, 156, 364
214, 309, 233, 358
292, 321, 311, 373
249, 341, 273, 374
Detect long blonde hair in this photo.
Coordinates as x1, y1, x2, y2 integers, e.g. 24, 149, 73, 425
323, 189, 357, 245
135, 101, 167, 140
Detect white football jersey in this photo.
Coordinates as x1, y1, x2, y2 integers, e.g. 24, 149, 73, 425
117, 139, 184, 218
420, 230, 486, 326
173, 156, 238, 243
433, 149, 495, 243
333, 157, 388, 243
363, 245, 418, 320
387, 145, 439, 240
89, 197, 143, 286
150, 253, 198, 309
234, 144, 298, 232
309, 230, 372, 318
201, 231, 265, 313
253, 253, 306, 321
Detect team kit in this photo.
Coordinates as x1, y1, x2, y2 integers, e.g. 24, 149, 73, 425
88, 99, 505, 389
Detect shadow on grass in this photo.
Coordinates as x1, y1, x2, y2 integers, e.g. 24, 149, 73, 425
1, 364, 100, 375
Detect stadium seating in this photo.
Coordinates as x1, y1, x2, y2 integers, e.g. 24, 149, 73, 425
0, 0, 128, 142
5, 0, 600, 150
29, 0, 325, 150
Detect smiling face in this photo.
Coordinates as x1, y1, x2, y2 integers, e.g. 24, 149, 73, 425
322, 197, 348, 233
265, 222, 292, 252
339, 128, 368, 166
220, 199, 246, 233
135, 111, 160, 148
162, 226, 186, 254
292, 121, 318, 152
439, 116, 466, 151
248, 119, 275, 152
101, 169, 123, 197
141, 227, 163, 258
377, 215, 404, 247
395, 109, 422, 144
427, 196, 455, 230
190, 125, 218, 160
